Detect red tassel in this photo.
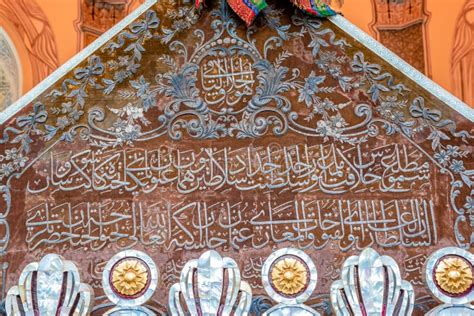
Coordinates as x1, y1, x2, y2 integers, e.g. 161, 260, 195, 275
226, 0, 256, 26
290, 0, 337, 17
197, 0, 335, 25
195, 0, 205, 9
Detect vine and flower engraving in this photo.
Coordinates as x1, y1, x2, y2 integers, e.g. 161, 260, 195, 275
0, 0, 472, 258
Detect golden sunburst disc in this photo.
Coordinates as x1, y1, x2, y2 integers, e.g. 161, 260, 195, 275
111, 258, 149, 297
270, 256, 308, 296
435, 256, 473, 295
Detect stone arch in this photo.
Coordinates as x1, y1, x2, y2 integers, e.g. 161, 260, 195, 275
0, 0, 59, 89
0, 28, 22, 111
452, 0, 474, 106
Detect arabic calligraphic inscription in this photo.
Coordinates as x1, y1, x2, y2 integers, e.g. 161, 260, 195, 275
0, 1, 472, 315
199, 44, 256, 107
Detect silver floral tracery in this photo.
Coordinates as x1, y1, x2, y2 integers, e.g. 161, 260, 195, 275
5, 254, 94, 316
0, 1, 472, 258
330, 248, 415, 316
168, 250, 252, 316
0, 0, 472, 314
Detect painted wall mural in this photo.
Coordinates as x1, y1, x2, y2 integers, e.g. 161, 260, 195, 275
452, 0, 474, 107
0, 29, 20, 111
370, 0, 431, 75
75, 0, 136, 50
0, 1, 472, 315
0, 0, 59, 86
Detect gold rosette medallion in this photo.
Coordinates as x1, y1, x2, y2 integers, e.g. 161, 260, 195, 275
435, 256, 473, 295
111, 259, 149, 297
270, 256, 309, 296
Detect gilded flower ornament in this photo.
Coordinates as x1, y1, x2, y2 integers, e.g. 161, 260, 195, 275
271, 256, 308, 296
262, 248, 319, 314
102, 251, 158, 314
435, 256, 473, 295
425, 248, 474, 314
112, 259, 149, 297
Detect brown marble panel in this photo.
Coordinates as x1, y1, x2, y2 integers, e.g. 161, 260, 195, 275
0, 1, 472, 314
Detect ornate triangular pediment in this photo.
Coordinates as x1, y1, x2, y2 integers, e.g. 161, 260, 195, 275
1, 0, 473, 314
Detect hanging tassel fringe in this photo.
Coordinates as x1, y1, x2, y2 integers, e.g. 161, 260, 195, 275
196, 0, 336, 25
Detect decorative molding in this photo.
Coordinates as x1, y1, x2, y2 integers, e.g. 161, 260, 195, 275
5, 254, 94, 316
369, 0, 431, 75
169, 250, 252, 315
0, 261, 8, 301
370, 0, 428, 29
330, 248, 415, 315
75, 0, 131, 50
74, 0, 194, 50
2, 247, 473, 315
126, 0, 147, 14
4, 4, 472, 127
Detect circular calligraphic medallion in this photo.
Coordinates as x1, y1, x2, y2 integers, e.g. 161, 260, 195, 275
262, 248, 317, 304
192, 37, 260, 111
103, 250, 158, 307
426, 247, 474, 304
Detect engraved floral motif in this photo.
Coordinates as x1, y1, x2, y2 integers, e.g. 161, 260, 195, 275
87, 2, 355, 146
0, 0, 472, 256
0, 7, 164, 252
435, 256, 473, 295
0, 147, 27, 180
